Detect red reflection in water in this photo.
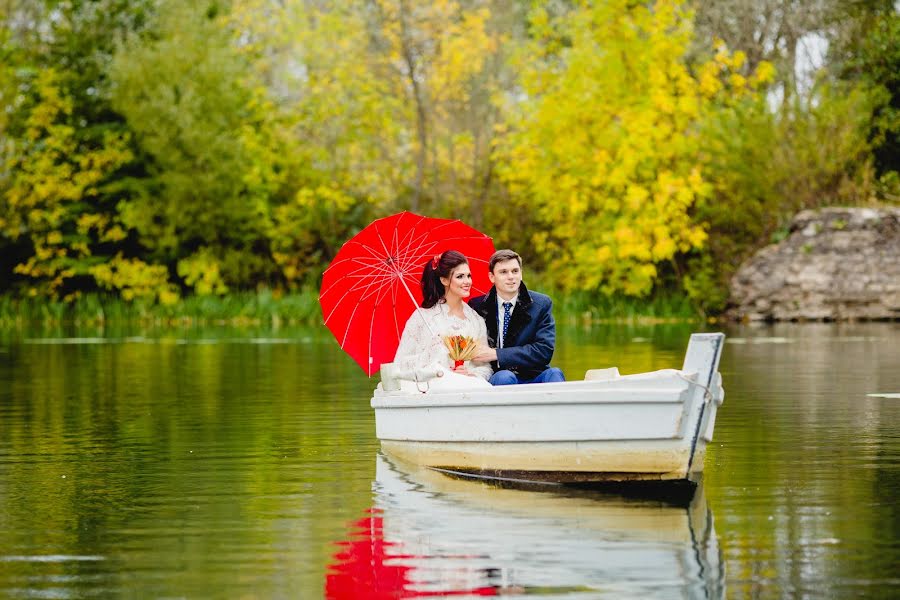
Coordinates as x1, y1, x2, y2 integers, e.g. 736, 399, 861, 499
325, 509, 499, 599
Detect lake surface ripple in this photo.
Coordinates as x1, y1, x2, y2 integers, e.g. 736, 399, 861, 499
0, 322, 897, 598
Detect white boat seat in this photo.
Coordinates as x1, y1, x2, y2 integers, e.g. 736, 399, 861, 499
584, 367, 620, 381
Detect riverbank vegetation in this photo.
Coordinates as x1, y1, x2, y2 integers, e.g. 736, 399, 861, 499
1, 0, 897, 318
0, 287, 700, 329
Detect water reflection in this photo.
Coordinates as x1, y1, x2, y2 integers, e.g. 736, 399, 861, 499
4, 322, 895, 597
327, 454, 724, 598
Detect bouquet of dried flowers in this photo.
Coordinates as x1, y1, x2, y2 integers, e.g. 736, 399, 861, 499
442, 335, 478, 368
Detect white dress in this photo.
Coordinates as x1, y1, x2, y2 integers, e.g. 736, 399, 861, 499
393, 301, 493, 382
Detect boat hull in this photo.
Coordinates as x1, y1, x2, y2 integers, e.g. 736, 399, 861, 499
380, 439, 704, 482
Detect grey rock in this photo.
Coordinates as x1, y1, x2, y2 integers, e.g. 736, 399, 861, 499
728, 207, 900, 321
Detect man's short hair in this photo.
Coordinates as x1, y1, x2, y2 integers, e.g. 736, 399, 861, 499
489, 249, 522, 273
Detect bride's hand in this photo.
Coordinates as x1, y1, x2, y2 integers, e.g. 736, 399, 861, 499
452, 365, 474, 376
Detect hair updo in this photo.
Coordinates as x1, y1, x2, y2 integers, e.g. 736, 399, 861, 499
420, 250, 468, 308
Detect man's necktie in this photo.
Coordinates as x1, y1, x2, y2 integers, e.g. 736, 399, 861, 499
502, 302, 512, 347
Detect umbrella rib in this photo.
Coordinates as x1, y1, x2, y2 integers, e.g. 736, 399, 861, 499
323, 243, 397, 273
320, 246, 415, 323
323, 264, 394, 297
331, 271, 394, 303
387, 234, 424, 272
370, 219, 441, 279
322, 270, 399, 325
337, 269, 416, 372
377, 213, 420, 271
323, 243, 493, 320
393, 232, 438, 273
325, 225, 436, 274
365, 276, 404, 372
387, 219, 440, 337
325, 232, 489, 290
320, 255, 400, 300
335, 275, 395, 347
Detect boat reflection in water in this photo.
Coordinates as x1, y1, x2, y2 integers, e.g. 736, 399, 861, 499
326, 454, 724, 598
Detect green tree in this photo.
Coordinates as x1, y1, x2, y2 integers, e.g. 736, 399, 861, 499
109, 0, 286, 294
0, 0, 169, 300
832, 6, 900, 185
223, 0, 383, 287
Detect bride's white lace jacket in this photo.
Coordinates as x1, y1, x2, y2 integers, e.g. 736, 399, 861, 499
393, 302, 493, 381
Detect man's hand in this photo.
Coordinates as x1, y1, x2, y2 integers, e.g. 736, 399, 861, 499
473, 348, 497, 363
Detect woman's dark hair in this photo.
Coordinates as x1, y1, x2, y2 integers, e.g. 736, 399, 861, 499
421, 250, 468, 308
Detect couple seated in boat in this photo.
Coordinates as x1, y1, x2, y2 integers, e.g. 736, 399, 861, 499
393, 249, 565, 387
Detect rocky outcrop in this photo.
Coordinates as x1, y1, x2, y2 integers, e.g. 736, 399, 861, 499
728, 207, 900, 321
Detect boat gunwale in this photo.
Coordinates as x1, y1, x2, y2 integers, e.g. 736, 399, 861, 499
372, 371, 700, 409
372, 389, 692, 409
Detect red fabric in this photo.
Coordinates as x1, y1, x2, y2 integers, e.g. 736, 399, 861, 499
320, 212, 495, 376
325, 514, 416, 599
325, 511, 499, 599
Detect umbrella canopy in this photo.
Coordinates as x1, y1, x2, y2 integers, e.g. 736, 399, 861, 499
319, 212, 495, 376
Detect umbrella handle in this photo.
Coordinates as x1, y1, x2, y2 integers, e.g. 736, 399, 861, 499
399, 279, 436, 337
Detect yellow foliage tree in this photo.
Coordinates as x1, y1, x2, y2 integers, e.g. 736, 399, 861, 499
0, 69, 176, 301
269, 186, 363, 287
224, 0, 384, 288
91, 254, 179, 304
225, 0, 509, 283
369, 0, 507, 215
108, 0, 292, 294
230, 0, 511, 219
495, 1, 770, 296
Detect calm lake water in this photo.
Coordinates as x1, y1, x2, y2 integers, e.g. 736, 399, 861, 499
0, 321, 897, 599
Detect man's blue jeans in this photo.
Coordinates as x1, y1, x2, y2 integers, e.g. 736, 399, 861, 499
489, 367, 565, 385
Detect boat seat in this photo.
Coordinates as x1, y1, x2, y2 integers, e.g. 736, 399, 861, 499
584, 367, 620, 381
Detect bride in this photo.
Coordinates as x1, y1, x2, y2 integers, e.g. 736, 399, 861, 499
392, 250, 492, 386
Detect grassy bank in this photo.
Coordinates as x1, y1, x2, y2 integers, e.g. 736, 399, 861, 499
553, 290, 700, 325
0, 288, 702, 329
0, 289, 322, 328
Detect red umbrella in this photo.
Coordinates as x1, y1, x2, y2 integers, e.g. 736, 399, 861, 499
319, 212, 495, 376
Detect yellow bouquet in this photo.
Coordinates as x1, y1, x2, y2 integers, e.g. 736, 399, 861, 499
443, 335, 478, 368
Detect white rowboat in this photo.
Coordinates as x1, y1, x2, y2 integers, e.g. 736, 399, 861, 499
372, 333, 725, 485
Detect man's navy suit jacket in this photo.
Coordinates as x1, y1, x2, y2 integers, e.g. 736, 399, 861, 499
469, 281, 556, 380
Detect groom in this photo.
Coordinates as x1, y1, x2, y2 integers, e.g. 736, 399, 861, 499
470, 249, 565, 385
